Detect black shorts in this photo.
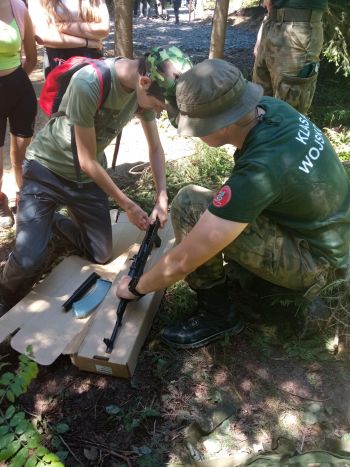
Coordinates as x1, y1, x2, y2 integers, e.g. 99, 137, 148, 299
0, 66, 37, 147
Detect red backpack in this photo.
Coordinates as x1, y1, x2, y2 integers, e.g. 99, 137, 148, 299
39, 56, 111, 117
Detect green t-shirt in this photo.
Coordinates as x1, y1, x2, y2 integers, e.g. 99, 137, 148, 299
272, 0, 328, 11
26, 58, 155, 183
208, 97, 350, 268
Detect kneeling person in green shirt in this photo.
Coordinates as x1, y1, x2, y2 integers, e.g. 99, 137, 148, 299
116, 59, 350, 349
0, 46, 193, 315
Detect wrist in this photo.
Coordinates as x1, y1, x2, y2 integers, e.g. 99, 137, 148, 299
128, 277, 145, 299
124, 199, 136, 212
156, 191, 168, 202
118, 196, 134, 212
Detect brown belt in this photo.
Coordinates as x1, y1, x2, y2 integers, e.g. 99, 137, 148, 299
269, 8, 323, 23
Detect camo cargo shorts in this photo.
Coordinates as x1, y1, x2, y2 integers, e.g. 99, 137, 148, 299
252, 8, 324, 114
171, 185, 331, 300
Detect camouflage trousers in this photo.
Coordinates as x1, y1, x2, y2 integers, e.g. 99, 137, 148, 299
171, 185, 332, 300
252, 9, 324, 114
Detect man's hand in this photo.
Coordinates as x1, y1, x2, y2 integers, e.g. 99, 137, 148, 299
117, 275, 139, 300
125, 202, 150, 230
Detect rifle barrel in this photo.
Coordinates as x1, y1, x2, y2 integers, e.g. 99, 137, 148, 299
103, 219, 161, 353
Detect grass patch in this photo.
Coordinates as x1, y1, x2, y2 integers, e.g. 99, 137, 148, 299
124, 142, 233, 213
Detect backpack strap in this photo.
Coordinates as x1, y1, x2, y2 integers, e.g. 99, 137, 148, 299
90, 59, 112, 110
69, 59, 112, 186
70, 126, 84, 189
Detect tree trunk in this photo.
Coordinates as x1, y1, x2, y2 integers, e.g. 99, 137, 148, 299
209, 0, 230, 58
114, 0, 133, 58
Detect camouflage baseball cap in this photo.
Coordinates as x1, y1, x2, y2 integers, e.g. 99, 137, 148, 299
145, 46, 193, 120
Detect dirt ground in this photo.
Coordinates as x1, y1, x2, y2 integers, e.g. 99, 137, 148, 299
1, 6, 350, 467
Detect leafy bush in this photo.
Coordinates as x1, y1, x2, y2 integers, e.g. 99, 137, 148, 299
0, 352, 64, 466
323, 127, 350, 160
323, 1, 350, 77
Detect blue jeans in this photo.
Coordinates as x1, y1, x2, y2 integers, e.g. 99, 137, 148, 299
0, 159, 112, 306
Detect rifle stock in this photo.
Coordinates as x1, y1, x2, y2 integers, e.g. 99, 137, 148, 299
104, 219, 161, 353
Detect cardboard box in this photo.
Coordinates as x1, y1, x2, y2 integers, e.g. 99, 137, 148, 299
0, 214, 174, 378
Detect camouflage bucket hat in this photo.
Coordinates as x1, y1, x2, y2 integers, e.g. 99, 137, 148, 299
176, 59, 263, 137
145, 46, 193, 125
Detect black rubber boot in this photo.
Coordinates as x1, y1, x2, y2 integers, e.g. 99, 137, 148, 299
160, 282, 244, 349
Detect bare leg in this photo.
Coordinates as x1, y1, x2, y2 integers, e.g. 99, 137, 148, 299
10, 134, 31, 190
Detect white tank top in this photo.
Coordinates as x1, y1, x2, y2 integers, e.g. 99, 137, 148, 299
56, 0, 81, 21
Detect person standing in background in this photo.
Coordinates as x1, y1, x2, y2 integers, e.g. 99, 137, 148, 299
28, 0, 109, 77
138, 0, 151, 19
133, 0, 140, 16
252, 0, 328, 114
173, 0, 181, 23
157, 0, 169, 20
0, 0, 37, 228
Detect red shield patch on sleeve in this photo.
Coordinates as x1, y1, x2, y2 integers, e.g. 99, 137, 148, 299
212, 185, 232, 208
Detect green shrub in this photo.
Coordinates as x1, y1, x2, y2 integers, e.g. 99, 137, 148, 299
0, 351, 64, 466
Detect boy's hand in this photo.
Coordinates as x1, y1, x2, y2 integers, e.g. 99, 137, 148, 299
126, 202, 150, 230
150, 194, 168, 227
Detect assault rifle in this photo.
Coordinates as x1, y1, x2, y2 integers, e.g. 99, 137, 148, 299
103, 219, 161, 353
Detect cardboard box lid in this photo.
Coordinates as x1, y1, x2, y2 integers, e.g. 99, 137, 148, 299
0, 213, 144, 365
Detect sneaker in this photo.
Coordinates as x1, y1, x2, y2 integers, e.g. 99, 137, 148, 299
0, 193, 14, 229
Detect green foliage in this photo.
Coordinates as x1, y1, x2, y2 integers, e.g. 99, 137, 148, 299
240, 0, 260, 7
283, 337, 332, 362
104, 401, 160, 434
0, 352, 64, 467
309, 61, 350, 131
251, 326, 276, 359
320, 278, 350, 347
323, 127, 350, 160
323, 2, 350, 77
124, 143, 233, 213
162, 281, 196, 324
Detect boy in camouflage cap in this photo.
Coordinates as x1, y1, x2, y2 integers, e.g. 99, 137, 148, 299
144, 45, 193, 125
117, 59, 350, 349
0, 46, 192, 315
